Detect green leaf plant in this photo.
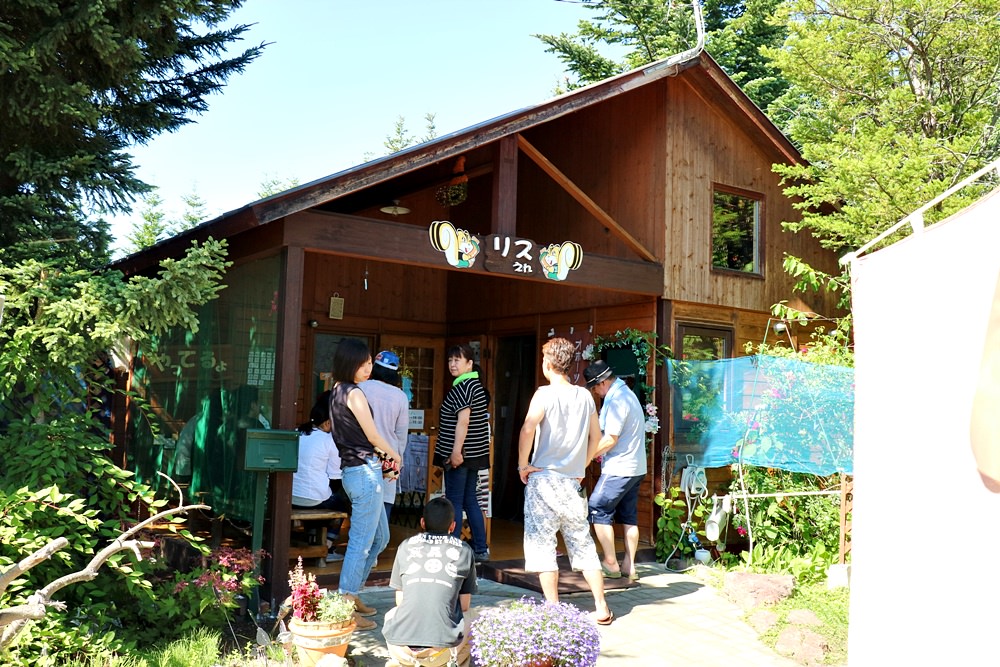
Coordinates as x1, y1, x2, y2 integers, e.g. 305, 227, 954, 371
0, 239, 229, 665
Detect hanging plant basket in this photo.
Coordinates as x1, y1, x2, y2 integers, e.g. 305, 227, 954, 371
436, 155, 469, 207
435, 181, 468, 207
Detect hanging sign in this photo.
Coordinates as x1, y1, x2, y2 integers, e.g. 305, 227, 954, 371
483, 234, 583, 281
427, 223, 584, 281
428, 221, 481, 268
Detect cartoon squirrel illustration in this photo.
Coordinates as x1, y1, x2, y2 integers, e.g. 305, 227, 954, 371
429, 221, 480, 268
538, 241, 583, 281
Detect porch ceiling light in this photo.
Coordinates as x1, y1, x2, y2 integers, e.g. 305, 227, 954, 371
379, 200, 410, 215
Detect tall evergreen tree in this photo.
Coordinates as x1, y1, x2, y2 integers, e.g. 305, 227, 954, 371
537, 0, 788, 111
0, 1, 265, 270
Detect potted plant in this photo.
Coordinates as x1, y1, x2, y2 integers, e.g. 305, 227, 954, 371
469, 597, 600, 667
285, 557, 357, 664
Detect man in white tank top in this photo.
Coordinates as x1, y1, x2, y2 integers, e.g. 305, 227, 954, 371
516, 337, 614, 625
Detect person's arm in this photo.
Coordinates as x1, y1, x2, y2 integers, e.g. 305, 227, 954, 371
585, 411, 603, 463
347, 387, 402, 465
393, 397, 408, 456
459, 593, 471, 613
591, 432, 619, 461
517, 393, 545, 484
449, 407, 471, 468
395, 590, 404, 606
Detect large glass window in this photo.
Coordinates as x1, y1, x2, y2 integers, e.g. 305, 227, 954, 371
712, 188, 761, 273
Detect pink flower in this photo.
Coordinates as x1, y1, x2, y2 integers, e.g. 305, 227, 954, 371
736, 525, 748, 537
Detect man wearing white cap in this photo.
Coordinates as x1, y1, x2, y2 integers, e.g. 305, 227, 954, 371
583, 360, 647, 581
361, 350, 410, 520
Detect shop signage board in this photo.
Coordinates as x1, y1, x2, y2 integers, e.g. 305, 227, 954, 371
427, 221, 583, 282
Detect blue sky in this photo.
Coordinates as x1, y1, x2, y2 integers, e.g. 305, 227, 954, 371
110, 0, 614, 251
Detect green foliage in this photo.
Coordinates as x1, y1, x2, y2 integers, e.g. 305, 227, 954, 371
729, 466, 843, 585
317, 591, 357, 623
0, 0, 264, 269
364, 112, 439, 162
536, 0, 789, 110
768, 0, 1000, 256
0, 240, 229, 663
117, 546, 265, 646
585, 327, 671, 400
127, 627, 223, 667
126, 189, 213, 252
653, 486, 708, 561
256, 176, 302, 200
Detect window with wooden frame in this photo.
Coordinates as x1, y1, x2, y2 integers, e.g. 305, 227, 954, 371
712, 186, 762, 274
673, 324, 734, 437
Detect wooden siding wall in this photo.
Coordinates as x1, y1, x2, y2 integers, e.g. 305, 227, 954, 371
515, 84, 667, 261
450, 272, 653, 323
664, 78, 841, 317
296, 252, 448, 420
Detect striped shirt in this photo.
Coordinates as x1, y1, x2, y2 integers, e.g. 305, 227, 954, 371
434, 377, 490, 469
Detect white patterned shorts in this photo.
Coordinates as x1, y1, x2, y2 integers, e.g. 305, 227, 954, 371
523, 474, 601, 572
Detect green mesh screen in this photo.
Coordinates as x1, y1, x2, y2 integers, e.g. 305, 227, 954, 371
130, 255, 281, 521
668, 355, 854, 475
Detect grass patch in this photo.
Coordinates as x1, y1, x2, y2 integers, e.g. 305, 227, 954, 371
756, 584, 850, 665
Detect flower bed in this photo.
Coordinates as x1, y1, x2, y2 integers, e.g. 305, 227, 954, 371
469, 597, 600, 667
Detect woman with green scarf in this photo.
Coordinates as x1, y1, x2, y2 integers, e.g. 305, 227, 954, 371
434, 343, 492, 562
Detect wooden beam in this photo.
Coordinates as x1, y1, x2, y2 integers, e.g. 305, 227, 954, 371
492, 136, 518, 237
283, 210, 663, 295
516, 134, 658, 263
266, 245, 303, 606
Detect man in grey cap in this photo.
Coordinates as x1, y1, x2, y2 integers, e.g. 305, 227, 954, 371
583, 360, 647, 581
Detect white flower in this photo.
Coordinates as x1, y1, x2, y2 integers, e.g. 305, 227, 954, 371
644, 416, 660, 434
582, 344, 595, 361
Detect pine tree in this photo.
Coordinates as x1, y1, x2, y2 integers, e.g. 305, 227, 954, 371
536, 0, 788, 111
0, 0, 265, 270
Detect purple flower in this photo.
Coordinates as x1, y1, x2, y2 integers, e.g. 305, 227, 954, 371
470, 597, 600, 666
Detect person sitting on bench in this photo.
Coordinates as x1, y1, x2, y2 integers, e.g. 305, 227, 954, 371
292, 391, 349, 562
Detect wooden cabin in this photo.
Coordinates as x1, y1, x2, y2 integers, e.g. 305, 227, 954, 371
113, 49, 840, 600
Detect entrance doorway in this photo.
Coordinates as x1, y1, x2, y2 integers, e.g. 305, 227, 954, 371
491, 334, 537, 521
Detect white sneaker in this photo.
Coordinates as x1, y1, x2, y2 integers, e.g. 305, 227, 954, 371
326, 551, 344, 563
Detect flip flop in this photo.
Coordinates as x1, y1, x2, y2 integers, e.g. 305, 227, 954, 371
601, 564, 622, 579
593, 610, 615, 626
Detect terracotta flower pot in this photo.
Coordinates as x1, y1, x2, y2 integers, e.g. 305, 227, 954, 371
288, 616, 357, 664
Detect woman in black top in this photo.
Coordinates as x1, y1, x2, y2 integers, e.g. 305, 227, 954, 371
328, 338, 402, 623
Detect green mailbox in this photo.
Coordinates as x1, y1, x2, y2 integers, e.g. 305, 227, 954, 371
243, 428, 299, 472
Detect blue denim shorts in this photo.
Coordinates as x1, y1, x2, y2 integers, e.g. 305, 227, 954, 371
588, 473, 644, 525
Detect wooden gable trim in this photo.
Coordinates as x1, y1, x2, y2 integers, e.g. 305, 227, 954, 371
516, 135, 658, 264
684, 57, 801, 166
283, 210, 662, 295
249, 60, 705, 225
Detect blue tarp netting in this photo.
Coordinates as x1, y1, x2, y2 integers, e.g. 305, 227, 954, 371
668, 355, 854, 475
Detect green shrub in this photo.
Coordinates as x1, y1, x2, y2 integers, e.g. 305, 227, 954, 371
653, 486, 708, 561
729, 466, 843, 584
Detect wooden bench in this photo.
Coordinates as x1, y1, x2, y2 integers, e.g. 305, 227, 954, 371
289, 509, 349, 568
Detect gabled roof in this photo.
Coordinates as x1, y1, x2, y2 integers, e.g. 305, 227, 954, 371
112, 47, 802, 270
